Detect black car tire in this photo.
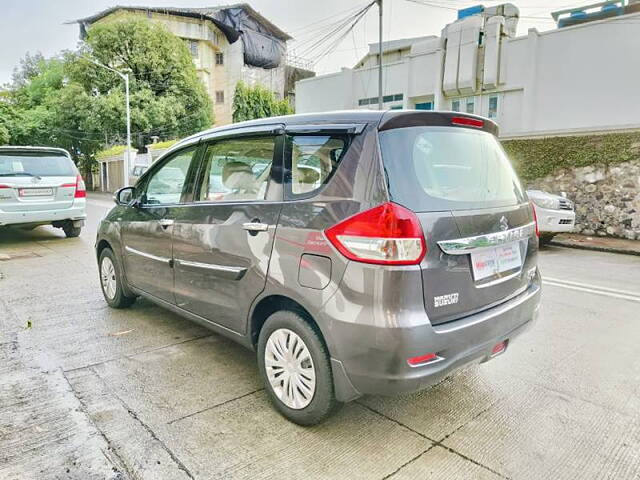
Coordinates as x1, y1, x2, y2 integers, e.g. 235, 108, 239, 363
99, 248, 136, 309
62, 222, 82, 238
539, 233, 555, 246
257, 310, 340, 426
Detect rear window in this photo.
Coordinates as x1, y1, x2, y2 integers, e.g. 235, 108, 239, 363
0, 151, 76, 177
379, 126, 525, 211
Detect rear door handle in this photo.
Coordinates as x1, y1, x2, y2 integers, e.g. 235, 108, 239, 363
242, 222, 269, 232
158, 219, 174, 229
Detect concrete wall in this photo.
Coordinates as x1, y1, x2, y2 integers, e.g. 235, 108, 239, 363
295, 11, 640, 138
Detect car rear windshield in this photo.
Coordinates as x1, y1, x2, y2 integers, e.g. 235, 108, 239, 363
379, 126, 525, 212
0, 151, 76, 177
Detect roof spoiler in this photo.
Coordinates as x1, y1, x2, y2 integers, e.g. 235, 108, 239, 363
378, 111, 499, 136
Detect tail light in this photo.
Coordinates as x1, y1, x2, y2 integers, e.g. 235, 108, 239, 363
324, 202, 426, 265
529, 201, 539, 237
60, 174, 86, 198
0, 185, 10, 189
74, 174, 86, 198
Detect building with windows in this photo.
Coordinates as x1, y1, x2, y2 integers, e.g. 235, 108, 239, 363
295, 1, 640, 138
75, 4, 309, 126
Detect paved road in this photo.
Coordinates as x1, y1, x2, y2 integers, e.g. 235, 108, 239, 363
1, 195, 639, 480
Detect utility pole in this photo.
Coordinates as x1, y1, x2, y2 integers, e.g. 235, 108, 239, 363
124, 73, 131, 187
377, 0, 383, 110
81, 57, 132, 188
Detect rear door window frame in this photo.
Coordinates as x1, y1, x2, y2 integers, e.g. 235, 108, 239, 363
189, 128, 285, 205
282, 124, 365, 201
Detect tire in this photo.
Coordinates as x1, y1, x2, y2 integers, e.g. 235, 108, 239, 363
539, 233, 555, 246
99, 248, 136, 309
62, 222, 82, 238
257, 310, 340, 426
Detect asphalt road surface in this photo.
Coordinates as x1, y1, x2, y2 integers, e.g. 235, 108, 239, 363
1, 194, 639, 480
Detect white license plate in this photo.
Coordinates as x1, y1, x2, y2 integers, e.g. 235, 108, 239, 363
471, 242, 522, 281
19, 188, 53, 197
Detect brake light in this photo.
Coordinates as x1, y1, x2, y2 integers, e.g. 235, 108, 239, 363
324, 202, 426, 265
529, 201, 539, 237
0, 184, 10, 189
74, 174, 86, 198
451, 116, 484, 128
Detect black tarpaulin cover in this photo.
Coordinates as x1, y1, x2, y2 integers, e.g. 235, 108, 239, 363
213, 7, 285, 69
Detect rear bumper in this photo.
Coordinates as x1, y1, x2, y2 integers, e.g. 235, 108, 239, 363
535, 206, 575, 233
0, 202, 86, 226
326, 273, 541, 398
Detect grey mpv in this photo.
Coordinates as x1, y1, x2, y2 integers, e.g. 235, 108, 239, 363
96, 111, 541, 425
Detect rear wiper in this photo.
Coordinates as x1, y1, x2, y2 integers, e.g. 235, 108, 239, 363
0, 172, 36, 177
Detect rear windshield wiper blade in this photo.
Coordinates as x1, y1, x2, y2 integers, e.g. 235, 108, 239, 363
0, 172, 37, 177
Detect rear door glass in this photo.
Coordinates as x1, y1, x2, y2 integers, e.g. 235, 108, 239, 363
0, 152, 76, 177
379, 127, 525, 211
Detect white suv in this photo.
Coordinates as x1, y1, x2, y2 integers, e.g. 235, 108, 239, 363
527, 189, 575, 245
0, 146, 86, 237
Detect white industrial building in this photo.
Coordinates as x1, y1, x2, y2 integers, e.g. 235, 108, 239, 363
295, 1, 640, 138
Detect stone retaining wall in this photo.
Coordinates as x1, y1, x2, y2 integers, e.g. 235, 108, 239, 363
527, 160, 640, 240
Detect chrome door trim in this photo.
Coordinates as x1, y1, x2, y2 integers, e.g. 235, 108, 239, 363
437, 222, 536, 255
242, 222, 269, 232
124, 246, 171, 264
174, 259, 247, 280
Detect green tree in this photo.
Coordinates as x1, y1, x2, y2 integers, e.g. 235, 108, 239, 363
233, 81, 293, 123
2, 19, 213, 187
67, 18, 213, 147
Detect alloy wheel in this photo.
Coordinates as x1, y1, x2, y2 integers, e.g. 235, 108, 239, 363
100, 257, 117, 300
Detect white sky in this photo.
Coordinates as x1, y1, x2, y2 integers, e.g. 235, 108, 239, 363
1, 0, 572, 85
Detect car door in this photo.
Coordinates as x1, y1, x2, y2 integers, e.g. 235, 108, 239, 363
171, 126, 284, 334
121, 144, 200, 303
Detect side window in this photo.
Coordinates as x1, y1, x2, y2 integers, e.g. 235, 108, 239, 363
288, 135, 346, 196
144, 147, 197, 205
195, 136, 276, 202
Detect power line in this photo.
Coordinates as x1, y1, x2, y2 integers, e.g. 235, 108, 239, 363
296, 2, 376, 59
299, 2, 377, 64
309, 2, 377, 66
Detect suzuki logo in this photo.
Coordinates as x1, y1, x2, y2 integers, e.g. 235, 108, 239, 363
31, 176, 42, 184
499, 216, 509, 231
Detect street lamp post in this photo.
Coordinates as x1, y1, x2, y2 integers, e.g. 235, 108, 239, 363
81, 57, 131, 187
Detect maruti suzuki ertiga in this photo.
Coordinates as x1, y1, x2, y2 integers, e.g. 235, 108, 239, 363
96, 110, 541, 425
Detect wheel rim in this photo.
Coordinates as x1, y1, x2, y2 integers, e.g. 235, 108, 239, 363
264, 328, 316, 410
100, 257, 117, 300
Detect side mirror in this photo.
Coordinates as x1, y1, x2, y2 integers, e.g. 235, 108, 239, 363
114, 186, 137, 206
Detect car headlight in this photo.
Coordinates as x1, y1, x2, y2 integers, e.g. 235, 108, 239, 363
531, 196, 560, 210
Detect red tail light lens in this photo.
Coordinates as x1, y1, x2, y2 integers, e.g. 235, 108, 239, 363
0, 184, 10, 189
74, 174, 86, 198
324, 202, 426, 265
451, 116, 484, 128
529, 201, 539, 237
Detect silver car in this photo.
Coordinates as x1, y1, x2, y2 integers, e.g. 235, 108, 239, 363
0, 146, 86, 237
96, 111, 541, 425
